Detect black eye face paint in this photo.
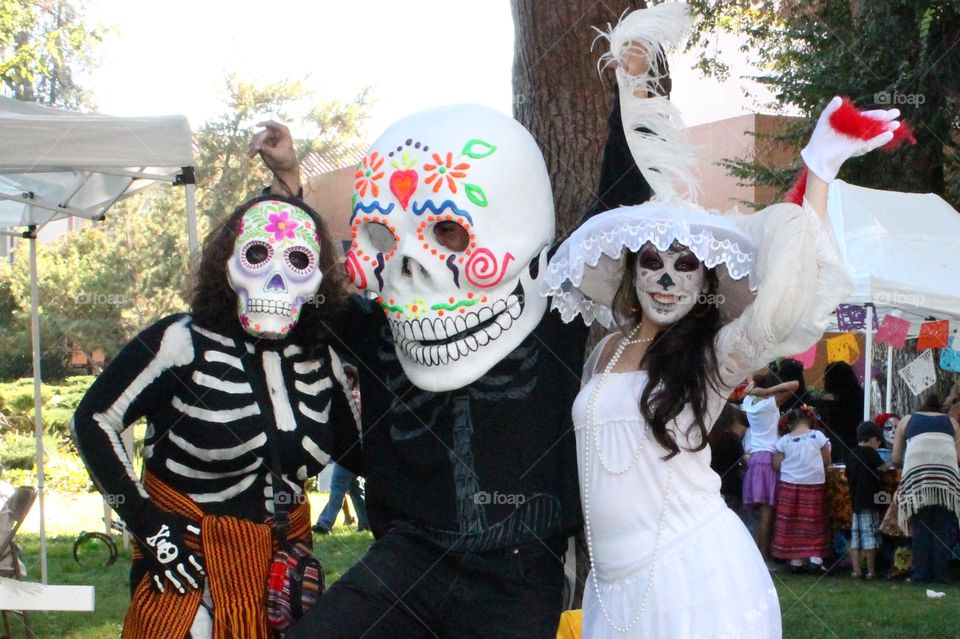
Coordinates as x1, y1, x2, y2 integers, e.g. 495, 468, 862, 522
638, 245, 664, 271
673, 251, 700, 273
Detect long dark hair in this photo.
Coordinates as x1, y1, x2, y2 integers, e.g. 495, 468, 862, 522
190, 193, 346, 350
612, 250, 724, 459
824, 361, 864, 408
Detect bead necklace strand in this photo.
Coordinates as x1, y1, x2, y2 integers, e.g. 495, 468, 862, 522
590, 325, 653, 474
583, 325, 674, 633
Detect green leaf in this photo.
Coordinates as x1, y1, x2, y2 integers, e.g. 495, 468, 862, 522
463, 183, 488, 207
460, 139, 497, 159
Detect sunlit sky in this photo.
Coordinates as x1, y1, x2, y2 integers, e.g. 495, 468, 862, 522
81, 0, 774, 139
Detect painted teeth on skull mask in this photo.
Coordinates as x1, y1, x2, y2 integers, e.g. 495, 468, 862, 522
246, 298, 294, 317
506, 295, 522, 320
386, 281, 526, 365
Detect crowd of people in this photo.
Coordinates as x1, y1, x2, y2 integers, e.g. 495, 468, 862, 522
710, 368, 960, 584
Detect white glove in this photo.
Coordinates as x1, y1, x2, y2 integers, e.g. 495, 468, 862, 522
800, 96, 900, 183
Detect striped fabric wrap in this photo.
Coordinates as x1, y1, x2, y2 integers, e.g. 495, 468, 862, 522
897, 431, 960, 530
123, 472, 310, 639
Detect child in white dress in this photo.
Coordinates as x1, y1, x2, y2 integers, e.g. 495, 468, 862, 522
771, 407, 832, 569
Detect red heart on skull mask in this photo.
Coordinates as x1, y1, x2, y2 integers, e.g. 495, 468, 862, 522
389, 170, 418, 210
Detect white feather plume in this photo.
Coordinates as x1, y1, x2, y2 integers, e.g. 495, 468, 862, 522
595, 2, 700, 204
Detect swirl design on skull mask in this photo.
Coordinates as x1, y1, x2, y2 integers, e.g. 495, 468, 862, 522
465, 249, 514, 288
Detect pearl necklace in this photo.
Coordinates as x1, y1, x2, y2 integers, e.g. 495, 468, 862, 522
583, 326, 674, 634
589, 326, 653, 474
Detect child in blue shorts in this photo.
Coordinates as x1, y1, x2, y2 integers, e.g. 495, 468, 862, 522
846, 421, 892, 578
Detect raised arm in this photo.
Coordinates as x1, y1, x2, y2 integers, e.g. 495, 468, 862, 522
249, 120, 303, 198
715, 198, 850, 388
715, 98, 903, 387
749, 380, 800, 399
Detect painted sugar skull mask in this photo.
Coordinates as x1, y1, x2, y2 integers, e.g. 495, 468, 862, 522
634, 240, 706, 326
346, 105, 555, 391
227, 199, 323, 339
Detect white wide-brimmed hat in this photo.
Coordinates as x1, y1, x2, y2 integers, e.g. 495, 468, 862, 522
542, 2, 765, 327
543, 202, 757, 327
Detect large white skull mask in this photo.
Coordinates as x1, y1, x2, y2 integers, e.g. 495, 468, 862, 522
227, 199, 323, 339
345, 105, 555, 391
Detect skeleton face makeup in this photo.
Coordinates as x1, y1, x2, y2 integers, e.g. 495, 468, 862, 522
883, 417, 898, 446
346, 105, 555, 391
634, 241, 705, 326
227, 200, 323, 339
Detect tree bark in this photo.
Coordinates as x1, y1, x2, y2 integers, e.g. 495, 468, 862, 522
511, 0, 646, 237
511, 0, 648, 610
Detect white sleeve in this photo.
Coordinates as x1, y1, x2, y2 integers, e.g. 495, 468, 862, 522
774, 435, 786, 454
581, 334, 619, 389
715, 200, 853, 389
818, 430, 831, 448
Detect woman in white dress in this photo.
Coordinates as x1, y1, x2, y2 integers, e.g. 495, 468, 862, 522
543, 4, 904, 637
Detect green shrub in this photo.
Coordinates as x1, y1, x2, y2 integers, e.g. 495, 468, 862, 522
0, 431, 37, 470
43, 407, 76, 437
3, 382, 52, 413
0, 433, 93, 493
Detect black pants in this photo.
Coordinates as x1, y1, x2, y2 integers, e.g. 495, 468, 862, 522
911, 505, 958, 583
287, 530, 566, 639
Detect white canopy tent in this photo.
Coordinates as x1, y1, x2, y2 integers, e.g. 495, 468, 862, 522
825, 179, 960, 419
0, 95, 198, 584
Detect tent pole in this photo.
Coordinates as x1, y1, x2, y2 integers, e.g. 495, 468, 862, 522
863, 304, 874, 421
27, 228, 48, 584
178, 167, 199, 255
185, 184, 198, 254
885, 345, 893, 413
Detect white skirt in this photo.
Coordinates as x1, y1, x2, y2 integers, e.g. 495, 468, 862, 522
583, 506, 781, 639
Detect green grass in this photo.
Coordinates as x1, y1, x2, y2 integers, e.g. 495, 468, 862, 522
9, 528, 374, 638
6, 534, 960, 638
773, 571, 960, 638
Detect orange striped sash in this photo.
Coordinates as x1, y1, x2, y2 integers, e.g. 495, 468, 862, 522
122, 472, 310, 639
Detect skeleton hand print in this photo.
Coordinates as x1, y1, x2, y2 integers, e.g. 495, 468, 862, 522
141, 518, 205, 594
347, 105, 556, 391
227, 200, 324, 339
634, 240, 706, 325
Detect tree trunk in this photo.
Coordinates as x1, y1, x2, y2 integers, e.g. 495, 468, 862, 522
511, 0, 648, 610
511, 0, 646, 236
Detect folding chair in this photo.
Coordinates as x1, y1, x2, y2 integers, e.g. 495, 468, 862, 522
0, 486, 37, 639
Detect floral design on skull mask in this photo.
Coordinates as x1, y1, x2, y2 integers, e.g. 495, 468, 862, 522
227, 200, 323, 339
634, 240, 706, 326
346, 105, 556, 392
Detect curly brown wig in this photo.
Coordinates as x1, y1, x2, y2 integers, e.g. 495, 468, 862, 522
190, 193, 347, 350
612, 248, 724, 459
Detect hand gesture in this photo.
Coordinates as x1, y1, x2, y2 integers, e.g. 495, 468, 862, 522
249, 120, 301, 196
800, 96, 901, 183
136, 516, 205, 594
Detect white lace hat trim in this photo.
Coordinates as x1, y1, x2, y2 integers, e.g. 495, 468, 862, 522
543, 203, 757, 327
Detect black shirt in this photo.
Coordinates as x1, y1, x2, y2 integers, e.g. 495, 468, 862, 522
845, 445, 886, 512
710, 432, 744, 498
332, 295, 588, 551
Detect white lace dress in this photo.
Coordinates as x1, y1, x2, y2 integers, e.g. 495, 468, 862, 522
573, 202, 852, 638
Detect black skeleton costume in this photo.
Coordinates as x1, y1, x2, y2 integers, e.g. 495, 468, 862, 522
71, 195, 359, 638
71, 314, 359, 524
284, 88, 653, 637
